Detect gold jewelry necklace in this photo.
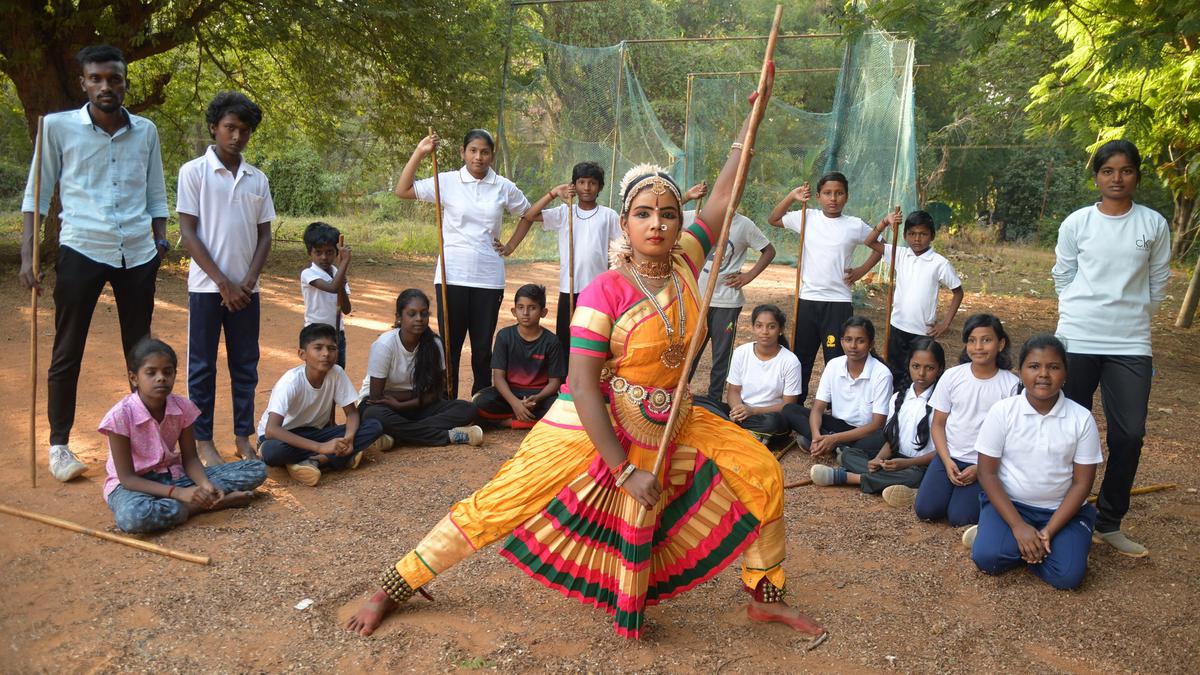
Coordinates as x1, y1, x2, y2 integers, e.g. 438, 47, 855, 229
630, 257, 671, 279
630, 267, 686, 369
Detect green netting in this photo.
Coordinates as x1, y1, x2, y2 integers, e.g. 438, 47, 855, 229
497, 27, 916, 268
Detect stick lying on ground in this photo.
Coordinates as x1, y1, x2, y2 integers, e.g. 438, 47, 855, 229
1087, 483, 1176, 504
0, 503, 211, 565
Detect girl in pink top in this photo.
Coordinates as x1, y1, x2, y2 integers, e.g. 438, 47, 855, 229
101, 337, 266, 533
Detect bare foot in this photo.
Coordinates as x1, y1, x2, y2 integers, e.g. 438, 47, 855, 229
211, 490, 256, 510
235, 436, 259, 461
746, 600, 826, 635
197, 440, 226, 466
344, 589, 399, 636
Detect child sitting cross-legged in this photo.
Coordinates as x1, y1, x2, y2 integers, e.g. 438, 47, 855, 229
965, 334, 1103, 589
101, 337, 266, 534
809, 337, 945, 504
258, 323, 386, 486
473, 284, 565, 429
359, 289, 482, 447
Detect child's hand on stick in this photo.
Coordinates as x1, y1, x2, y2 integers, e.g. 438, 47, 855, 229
416, 133, 439, 157
791, 184, 811, 203
338, 244, 352, 268
550, 183, 575, 201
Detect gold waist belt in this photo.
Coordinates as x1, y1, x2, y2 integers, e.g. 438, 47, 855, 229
606, 374, 691, 447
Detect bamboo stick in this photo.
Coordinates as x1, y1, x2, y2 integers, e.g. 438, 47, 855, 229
567, 192, 576, 317
1087, 483, 1177, 504
29, 115, 43, 489
881, 206, 901, 360
0, 503, 210, 565
789, 191, 808, 341
429, 127, 454, 398
646, 5, 784, 490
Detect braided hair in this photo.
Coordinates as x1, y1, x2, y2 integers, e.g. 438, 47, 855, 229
882, 336, 946, 452
395, 289, 445, 399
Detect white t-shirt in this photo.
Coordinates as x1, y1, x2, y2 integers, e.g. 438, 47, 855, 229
976, 392, 1104, 510
929, 363, 1021, 463
882, 244, 962, 335
541, 203, 622, 294
176, 147, 276, 293
359, 330, 445, 398
689, 211, 772, 309
815, 355, 893, 427
781, 208, 873, 302
257, 364, 358, 437
727, 342, 802, 409
414, 167, 530, 289
300, 263, 350, 329
1052, 203, 1171, 356
889, 384, 936, 458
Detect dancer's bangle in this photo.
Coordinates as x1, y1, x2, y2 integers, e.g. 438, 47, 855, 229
614, 463, 638, 488
609, 459, 630, 478
730, 142, 754, 156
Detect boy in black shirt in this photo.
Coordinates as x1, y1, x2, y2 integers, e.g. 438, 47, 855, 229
473, 284, 565, 429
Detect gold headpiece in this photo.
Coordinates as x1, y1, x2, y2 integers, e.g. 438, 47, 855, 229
619, 163, 682, 216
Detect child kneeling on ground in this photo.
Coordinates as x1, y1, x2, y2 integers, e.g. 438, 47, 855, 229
472, 284, 564, 429
359, 289, 482, 446
811, 337, 945, 506
259, 323, 386, 486
101, 338, 266, 533
694, 304, 800, 446
965, 334, 1103, 589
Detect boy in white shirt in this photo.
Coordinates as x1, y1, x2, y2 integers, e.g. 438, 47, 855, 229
864, 210, 963, 379
768, 173, 893, 401
178, 92, 275, 467
686, 202, 776, 401
498, 162, 622, 363
968, 335, 1103, 589
301, 221, 352, 369
258, 324, 386, 487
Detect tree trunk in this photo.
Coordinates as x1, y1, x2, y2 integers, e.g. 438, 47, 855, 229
1176, 252, 1200, 328
1169, 191, 1197, 262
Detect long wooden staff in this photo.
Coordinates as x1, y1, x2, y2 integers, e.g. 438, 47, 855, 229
29, 115, 44, 489
881, 206, 901, 361
429, 127, 453, 398
789, 186, 809, 333
645, 5, 784, 497
567, 192, 576, 316
0, 503, 209, 565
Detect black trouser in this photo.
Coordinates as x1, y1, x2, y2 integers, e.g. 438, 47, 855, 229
693, 395, 789, 438
360, 398, 477, 447
555, 291, 579, 374
781, 404, 885, 453
434, 284, 503, 398
473, 385, 557, 423
188, 292, 260, 440
49, 246, 160, 444
687, 306, 742, 401
1062, 353, 1152, 533
886, 324, 923, 385
791, 299, 853, 401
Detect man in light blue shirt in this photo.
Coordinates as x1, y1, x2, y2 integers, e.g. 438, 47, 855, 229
20, 44, 169, 482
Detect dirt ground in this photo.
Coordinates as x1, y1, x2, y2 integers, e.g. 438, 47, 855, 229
1, 248, 1198, 673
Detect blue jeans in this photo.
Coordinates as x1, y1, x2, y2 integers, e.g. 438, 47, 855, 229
972, 494, 1097, 590
258, 419, 383, 469
915, 457, 982, 525
188, 292, 260, 439
106, 460, 267, 533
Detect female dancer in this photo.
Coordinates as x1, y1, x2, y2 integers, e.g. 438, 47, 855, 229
346, 75, 824, 639
394, 129, 530, 398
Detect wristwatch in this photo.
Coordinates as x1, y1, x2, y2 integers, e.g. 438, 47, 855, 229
155, 238, 171, 252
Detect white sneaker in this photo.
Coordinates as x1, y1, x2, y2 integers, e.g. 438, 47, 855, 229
366, 433, 394, 453
49, 445, 87, 482
962, 525, 978, 550
286, 459, 321, 486
448, 425, 484, 446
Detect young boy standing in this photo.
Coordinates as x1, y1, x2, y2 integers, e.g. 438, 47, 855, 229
301, 221, 352, 369
864, 210, 963, 380
768, 174, 891, 401
258, 323, 385, 486
473, 284, 565, 429
497, 162, 621, 361
685, 185, 776, 401
178, 91, 274, 467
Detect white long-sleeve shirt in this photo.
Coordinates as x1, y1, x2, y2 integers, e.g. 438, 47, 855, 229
1052, 203, 1170, 356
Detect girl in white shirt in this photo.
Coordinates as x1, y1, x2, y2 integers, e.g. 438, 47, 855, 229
967, 334, 1102, 590
394, 130, 531, 399
359, 289, 482, 448
811, 337, 945, 504
914, 314, 1020, 526
782, 316, 893, 458
694, 304, 801, 445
